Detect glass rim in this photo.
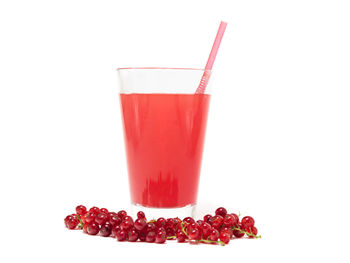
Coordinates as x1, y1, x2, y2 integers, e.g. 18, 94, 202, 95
117, 67, 210, 72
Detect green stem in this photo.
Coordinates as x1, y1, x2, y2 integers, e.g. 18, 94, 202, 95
232, 226, 261, 239
167, 236, 176, 240
76, 214, 84, 229
199, 238, 225, 246
181, 221, 188, 236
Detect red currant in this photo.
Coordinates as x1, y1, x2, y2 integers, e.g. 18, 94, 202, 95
241, 216, 255, 230
76, 205, 87, 216
209, 229, 219, 241
188, 228, 200, 240
155, 230, 167, 244
109, 214, 122, 227
219, 231, 230, 244
86, 222, 99, 235
89, 206, 100, 214
111, 225, 121, 238
117, 210, 127, 219
84, 212, 96, 224
65, 217, 79, 229
215, 207, 227, 217
127, 229, 138, 242
233, 223, 245, 238
138, 231, 147, 242
100, 222, 112, 237
183, 217, 195, 224
246, 226, 258, 238
116, 230, 127, 241
220, 227, 233, 238
134, 218, 147, 231
200, 222, 212, 239
100, 208, 109, 214
203, 214, 212, 223
145, 222, 156, 233
230, 213, 239, 226
209, 215, 224, 229
146, 231, 156, 243
156, 217, 166, 228
176, 230, 187, 242
120, 219, 133, 231
95, 213, 108, 225
223, 214, 235, 227
137, 211, 145, 219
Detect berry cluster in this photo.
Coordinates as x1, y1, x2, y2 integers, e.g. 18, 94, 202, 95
64, 205, 261, 245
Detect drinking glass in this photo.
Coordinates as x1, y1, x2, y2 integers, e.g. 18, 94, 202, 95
118, 68, 212, 218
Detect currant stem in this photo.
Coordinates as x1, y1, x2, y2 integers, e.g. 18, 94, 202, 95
232, 226, 261, 239
199, 238, 225, 246
180, 221, 188, 236
167, 236, 176, 240
76, 214, 84, 229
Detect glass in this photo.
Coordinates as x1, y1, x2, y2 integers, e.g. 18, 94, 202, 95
118, 68, 212, 218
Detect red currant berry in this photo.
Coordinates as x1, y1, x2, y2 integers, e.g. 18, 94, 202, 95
215, 207, 227, 217
100, 222, 112, 237
137, 211, 145, 219
232, 223, 245, 238
187, 222, 199, 233
166, 227, 175, 237
220, 227, 233, 238
111, 225, 121, 238
100, 208, 109, 214
231, 213, 239, 226
66, 218, 79, 229
127, 229, 138, 242
89, 206, 100, 214
203, 214, 212, 223
146, 231, 156, 243
176, 230, 187, 242
84, 212, 96, 224
155, 230, 167, 244
246, 226, 258, 238
95, 213, 108, 225
134, 218, 147, 231
166, 218, 177, 228
116, 230, 127, 241
86, 222, 99, 235
64, 215, 73, 227
138, 231, 147, 242
219, 231, 230, 244
241, 216, 255, 230
109, 214, 122, 227
117, 210, 127, 219
223, 214, 235, 227
145, 222, 156, 232
209, 229, 219, 241
183, 217, 195, 224
108, 212, 117, 217
156, 217, 166, 228
120, 219, 133, 231
188, 228, 200, 240
200, 222, 212, 239
209, 215, 224, 229
76, 205, 87, 216
196, 220, 204, 227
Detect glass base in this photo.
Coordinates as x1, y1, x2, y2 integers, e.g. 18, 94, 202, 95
130, 203, 196, 219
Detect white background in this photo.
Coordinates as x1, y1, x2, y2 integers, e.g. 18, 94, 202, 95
0, 0, 349, 262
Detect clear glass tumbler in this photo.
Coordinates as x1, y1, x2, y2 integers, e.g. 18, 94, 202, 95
118, 68, 212, 218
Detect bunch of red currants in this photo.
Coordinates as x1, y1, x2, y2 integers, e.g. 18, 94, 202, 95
64, 205, 260, 245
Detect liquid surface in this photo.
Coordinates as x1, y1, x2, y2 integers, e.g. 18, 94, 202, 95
120, 93, 210, 208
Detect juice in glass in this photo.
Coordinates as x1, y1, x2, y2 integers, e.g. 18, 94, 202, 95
118, 68, 212, 216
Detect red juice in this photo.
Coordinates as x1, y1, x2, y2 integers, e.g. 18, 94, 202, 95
120, 93, 210, 208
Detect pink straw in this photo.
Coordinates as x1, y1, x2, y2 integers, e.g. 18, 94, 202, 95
195, 21, 227, 94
